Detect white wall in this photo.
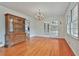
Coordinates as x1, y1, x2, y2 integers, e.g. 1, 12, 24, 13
30, 17, 45, 37
64, 2, 79, 55
30, 16, 65, 38
0, 5, 27, 47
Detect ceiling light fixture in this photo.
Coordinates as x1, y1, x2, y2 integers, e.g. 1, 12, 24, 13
35, 8, 44, 21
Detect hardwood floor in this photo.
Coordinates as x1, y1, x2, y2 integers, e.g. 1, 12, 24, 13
0, 36, 75, 56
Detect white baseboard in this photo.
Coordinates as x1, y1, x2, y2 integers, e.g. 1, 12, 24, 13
30, 35, 64, 38
30, 35, 52, 37
65, 38, 78, 56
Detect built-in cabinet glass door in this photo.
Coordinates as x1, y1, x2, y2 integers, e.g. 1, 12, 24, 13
9, 18, 13, 32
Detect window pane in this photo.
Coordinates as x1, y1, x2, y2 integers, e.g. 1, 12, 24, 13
67, 11, 71, 34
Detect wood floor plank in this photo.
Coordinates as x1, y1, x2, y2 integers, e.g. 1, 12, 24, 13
0, 37, 75, 56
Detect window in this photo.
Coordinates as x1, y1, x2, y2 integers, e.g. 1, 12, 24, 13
71, 4, 78, 38
67, 11, 71, 35
49, 17, 59, 37
67, 4, 78, 38
44, 16, 59, 37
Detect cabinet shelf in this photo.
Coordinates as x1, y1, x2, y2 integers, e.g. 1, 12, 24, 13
13, 22, 25, 25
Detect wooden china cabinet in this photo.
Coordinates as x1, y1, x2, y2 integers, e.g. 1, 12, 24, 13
5, 13, 27, 47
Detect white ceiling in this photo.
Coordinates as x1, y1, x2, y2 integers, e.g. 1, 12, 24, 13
0, 2, 70, 16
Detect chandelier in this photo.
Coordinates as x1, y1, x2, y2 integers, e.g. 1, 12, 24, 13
35, 8, 44, 20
